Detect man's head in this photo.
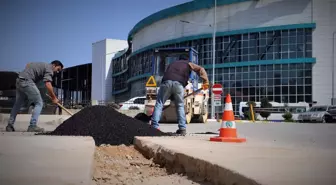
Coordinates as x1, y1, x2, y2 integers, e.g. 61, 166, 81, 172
51, 60, 64, 73
179, 54, 189, 61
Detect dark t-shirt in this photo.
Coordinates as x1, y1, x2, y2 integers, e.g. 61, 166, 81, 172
18, 62, 54, 83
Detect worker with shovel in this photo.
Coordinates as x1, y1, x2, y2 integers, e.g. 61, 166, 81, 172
6, 60, 63, 132
150, 55, 209, 135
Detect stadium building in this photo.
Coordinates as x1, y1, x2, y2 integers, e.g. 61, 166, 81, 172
88, 0, 334, 115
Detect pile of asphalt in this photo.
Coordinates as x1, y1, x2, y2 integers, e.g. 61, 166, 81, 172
43, 105, 172, 146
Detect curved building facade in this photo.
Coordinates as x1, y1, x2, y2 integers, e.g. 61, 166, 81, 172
111, 0, 336, 115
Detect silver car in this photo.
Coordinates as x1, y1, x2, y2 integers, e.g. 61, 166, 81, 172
298, 105, 336, 123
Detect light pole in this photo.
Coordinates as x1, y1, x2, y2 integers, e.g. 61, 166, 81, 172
332, 31, 336, 105
211, 0, 217, 119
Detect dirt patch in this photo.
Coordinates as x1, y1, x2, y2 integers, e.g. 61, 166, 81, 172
92, 144, 212, 185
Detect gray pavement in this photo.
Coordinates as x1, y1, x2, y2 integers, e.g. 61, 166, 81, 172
135, 134, 336, 185
1, 112, 336, 185
0, 134, 95, 185
158, 121, 336, 150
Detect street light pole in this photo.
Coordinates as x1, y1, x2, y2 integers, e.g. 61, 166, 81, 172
211, 0, 217, 119
332, 31, 336, 105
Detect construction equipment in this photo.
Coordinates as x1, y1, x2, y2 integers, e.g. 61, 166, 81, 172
134, 87, 204, 123
142, 47, 209, 124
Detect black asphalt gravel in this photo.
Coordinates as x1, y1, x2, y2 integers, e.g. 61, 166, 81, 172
44, 105, 172, 146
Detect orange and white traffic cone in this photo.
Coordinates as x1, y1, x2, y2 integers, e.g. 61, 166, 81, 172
210, 94, 246, 143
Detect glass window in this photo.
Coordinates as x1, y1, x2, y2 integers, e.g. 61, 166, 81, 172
282, 64, 289, 70
274, 86, 281, 95
281, 44, 289, 51
249, 79, 256, 86
305, 86, 312, 94
305, 77, 312, 85
289, 70, 296, 77
249, 72, 256, 79
305, 95, 312, 102
281, 53, 288, 59
305, 70, 312, 77
243, 73, 249, 79
289, 86, 296, 94
281, 70, 289, 78
297, 95, 304, 102
297, 78, 304, 85
282, 30, 288, 37
290, 96, 296, 103
281, 37, 289, 44
282, 86, 288, 95
289, 29, 296, 37
274, 96, 281, 102
281, 78, 289, 85
289, 37, 296, 44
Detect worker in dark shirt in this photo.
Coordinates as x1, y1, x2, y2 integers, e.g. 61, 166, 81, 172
150, 55, 209, 135
6, 60, 64, 132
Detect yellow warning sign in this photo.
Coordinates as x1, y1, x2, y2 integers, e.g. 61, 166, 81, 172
146, 76, 157, 87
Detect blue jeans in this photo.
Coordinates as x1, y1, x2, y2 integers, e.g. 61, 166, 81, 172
151, 80, 186, 130
8, 78, 43, 126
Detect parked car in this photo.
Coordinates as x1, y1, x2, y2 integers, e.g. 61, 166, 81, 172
119, 96, 146, 111
326, 107, 336, 123
297, 105, 336, 123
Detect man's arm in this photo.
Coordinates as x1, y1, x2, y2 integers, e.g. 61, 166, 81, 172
188, 62, 209, 84
45, 81, 57, 100
43, 67, 59, 103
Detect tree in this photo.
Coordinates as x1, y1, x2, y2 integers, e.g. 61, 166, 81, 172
260, 97, 272, 120
282, 112, 294, 122
282, 103, 294, 122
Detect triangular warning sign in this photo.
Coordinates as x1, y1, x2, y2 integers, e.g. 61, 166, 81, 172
146, 76, 157, 87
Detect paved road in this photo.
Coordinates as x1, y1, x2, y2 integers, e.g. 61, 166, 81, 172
158, 121, 336, 150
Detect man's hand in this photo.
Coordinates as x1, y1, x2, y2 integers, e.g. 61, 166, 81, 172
202, 83, 209, 90
51, 97, 60, 104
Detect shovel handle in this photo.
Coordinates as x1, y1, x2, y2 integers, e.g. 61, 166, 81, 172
46, 94, 74, 116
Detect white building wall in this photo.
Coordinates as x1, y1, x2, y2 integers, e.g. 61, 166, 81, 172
132, 0, 312, 52
312, 0, 336, 105
91, 39, 128, 103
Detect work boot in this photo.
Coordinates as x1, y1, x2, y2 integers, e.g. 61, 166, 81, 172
176, 128, 186, 136
6, 124, 15, 132
27, 125, 45, 132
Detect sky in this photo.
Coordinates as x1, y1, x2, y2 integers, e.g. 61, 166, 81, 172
0, 0, 191, 71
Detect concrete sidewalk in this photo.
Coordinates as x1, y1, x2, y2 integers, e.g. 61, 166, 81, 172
0, 134, 95, 185
134, 135, 336, 185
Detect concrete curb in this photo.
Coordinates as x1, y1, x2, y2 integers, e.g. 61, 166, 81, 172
0, 135, 96, 185
133, 136, 261, 185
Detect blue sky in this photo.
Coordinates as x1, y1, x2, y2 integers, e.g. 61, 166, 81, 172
0, 0, 190, 71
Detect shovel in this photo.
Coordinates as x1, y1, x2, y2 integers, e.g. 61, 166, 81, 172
46, 94, 74, 116
134, 87, 204, 123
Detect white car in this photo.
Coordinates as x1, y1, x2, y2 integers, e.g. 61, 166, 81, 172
119, 96, 146, 111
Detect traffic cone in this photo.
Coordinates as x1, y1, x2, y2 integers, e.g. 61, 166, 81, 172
210, 94, 246, 143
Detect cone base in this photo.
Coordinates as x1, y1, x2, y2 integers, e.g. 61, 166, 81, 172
210, 136, 246, 143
